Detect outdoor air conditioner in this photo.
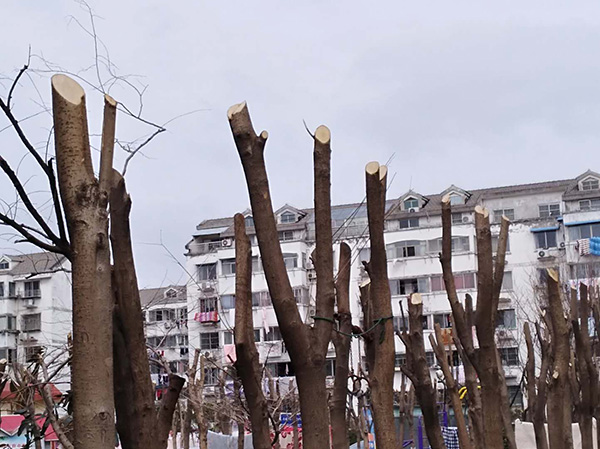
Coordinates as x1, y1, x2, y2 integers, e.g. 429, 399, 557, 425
222, 239, 232, 247
409, 208, 417, 213
538, 250, 546, 258
559, 242, 566, 249
25, 298, 36, 308
462, 216, 470, 223
307, 272, 316, 280
497, 329, 510, 339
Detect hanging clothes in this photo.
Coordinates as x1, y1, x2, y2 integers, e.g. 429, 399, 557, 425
441, 427, 460, 449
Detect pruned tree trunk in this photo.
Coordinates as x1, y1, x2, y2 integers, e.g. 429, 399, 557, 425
399, 294, 446, 449
524, 321, 549, 449
331, 242, 352, 449
397, 374, 407, 447
546, 268, 573, 449
52, 74, 115, 449
430, 324, 472, 449
439, 197, 485, 448
233, 213, 271, 449
228, 103, 335, 449
362, 161, 396, 449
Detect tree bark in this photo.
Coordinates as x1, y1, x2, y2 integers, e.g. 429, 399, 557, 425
546, 268, 573, 449
439, 197, 485, 448
52, 73, 115, 449
430, 324, 472, 449
331, 242, 352, 449
156, 375, 186, 449
399, 294, 446, 449
473, 206, 507, 449
363, 161, 396, 449
228, 103, 334, 449
233, 213, 271, 449
524, 322, 549, 449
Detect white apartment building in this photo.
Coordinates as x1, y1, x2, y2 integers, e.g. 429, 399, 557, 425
185, 170, 600, 406
0, 252, 72, 379
140, 285, 189, 387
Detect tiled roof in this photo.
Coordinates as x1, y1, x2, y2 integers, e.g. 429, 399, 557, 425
5, 252, 66, 276
140, 285, 187, 307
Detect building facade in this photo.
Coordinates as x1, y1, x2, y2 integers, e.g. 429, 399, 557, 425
185, 170, 600, 405
141, 285, 189, 386
0, 252, 72, 377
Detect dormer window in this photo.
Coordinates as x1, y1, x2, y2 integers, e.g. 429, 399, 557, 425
404, 198, 419, 210
280, 212, 296, 224
449, 194, 464, 205
245, 216, 254, 228
165, 288, 177, 299
0, 261, 8, 270
581, 177, 600, 191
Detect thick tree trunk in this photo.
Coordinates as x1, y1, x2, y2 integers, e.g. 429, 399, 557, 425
439, 197, 485, 448
52, 74, 115, 449
546, 268, 573, 449
228, 103, 334, 449
430, 324, 472, 449
157, 375, 186, 449
524, 322, 549, 449
233, 213, 271, 449
473, 206, 508, 449
363, 161, 396, 449
399, 294, 446, 449
331, 242, 352, 449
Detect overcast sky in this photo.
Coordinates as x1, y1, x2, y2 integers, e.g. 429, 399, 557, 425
2, 1, 600, 287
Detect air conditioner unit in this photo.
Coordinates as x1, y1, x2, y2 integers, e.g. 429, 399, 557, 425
25, 298, 36, 308
559, 242, 566, 249
462, 216, 470, 223
307, 272, 316, 280
409, 208, 418, 213
497, 329, 509, 339
538, 250, 546, 259
222, 239, 232, 247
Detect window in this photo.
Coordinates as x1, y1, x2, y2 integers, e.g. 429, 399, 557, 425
581, 178, 600, 191
449, 194, 464, 205
496, 309, 516, 329
430, 273, 475, 291
500, 347, 519, 366
252, 291, 271, 307
176, 308, 187, 320
386, 240, 425, 259
393, 315, 408, 331
165, 288, 178, 299
149, 309, 175, 322
8, 283, 15, 298
535, 230, 557, 249
395, 353, 407, 368
204, 367, 220, 385
0, 283, 3, 298
254, 329, 262, 342
221, 259, 236, 276
22, 313, 41, 332
252, 256, 262, 273
426, 351, 435, 367
223, 331, 233, 345
569, 223, 600, 240
293, 287, 309, 305
433, 313, 452, 329
283, 253, 298, 269
0, 261, 8, 270
502, 272, 513, 290
580, 199, 600, 211
451, 213, 463, 225
245, 216, 254, 227
198, 263, 217, 281
221, 295, 235, 310
199, 297, 217, 313
421, 315, 430, 330
266, 362, 295, 377
507, 385, 523, 407
25, 346, 43, 363
325, 359, 336, 377
177, 334, 189, 346
428, 236, 470, 254
200, 332, 219, 350
390, 278, 429, 296
0, 348, 16, 362
493, 209, 515, 222
492, 235, 511, 253
24, 281, 40, 298
538, 203, 561, 218
404, 198, 419, 210
570, 263, 600, 280
279, 230, 295, 242
399, 218, 419, 229
265, 327, 282, 342
280, 212, 296, 224
0, 315, 15, 331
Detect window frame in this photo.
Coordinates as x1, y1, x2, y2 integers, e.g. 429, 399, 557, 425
200, 332, 220, 350
221, 258, 236, 276
280, 212, 296, 224
22, 313, 41, 332
538, 203, 561, 218
404, 198, 419, 210
535, 230, 557, 249
581, 178, 600, 191
197, 263, 217, 281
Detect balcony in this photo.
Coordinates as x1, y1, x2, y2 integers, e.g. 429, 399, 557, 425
23, 290, 41, 299
188, 241, 224, 256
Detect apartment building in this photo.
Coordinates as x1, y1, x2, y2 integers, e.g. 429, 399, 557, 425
0, 252, 72, 374
185, 170, 600, 404
140, 285, 189, 386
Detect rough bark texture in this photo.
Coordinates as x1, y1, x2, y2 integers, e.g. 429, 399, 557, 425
546, 268, 573, 449
363, 161, 396, 449
430, 324, 472, 449
157, 375, 186, 448
439, 197, 485, 448
473, 206, 507, 449
524, 322, 549, 449
233, 213, 271, 449
228, 103, 334, 449
52, 73, 115, 449
399, 294, 446, 449
330, 242, 352, 449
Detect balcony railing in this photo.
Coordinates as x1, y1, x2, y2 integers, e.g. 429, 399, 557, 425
188, 241, 223, 256
24, 290, 41, 299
